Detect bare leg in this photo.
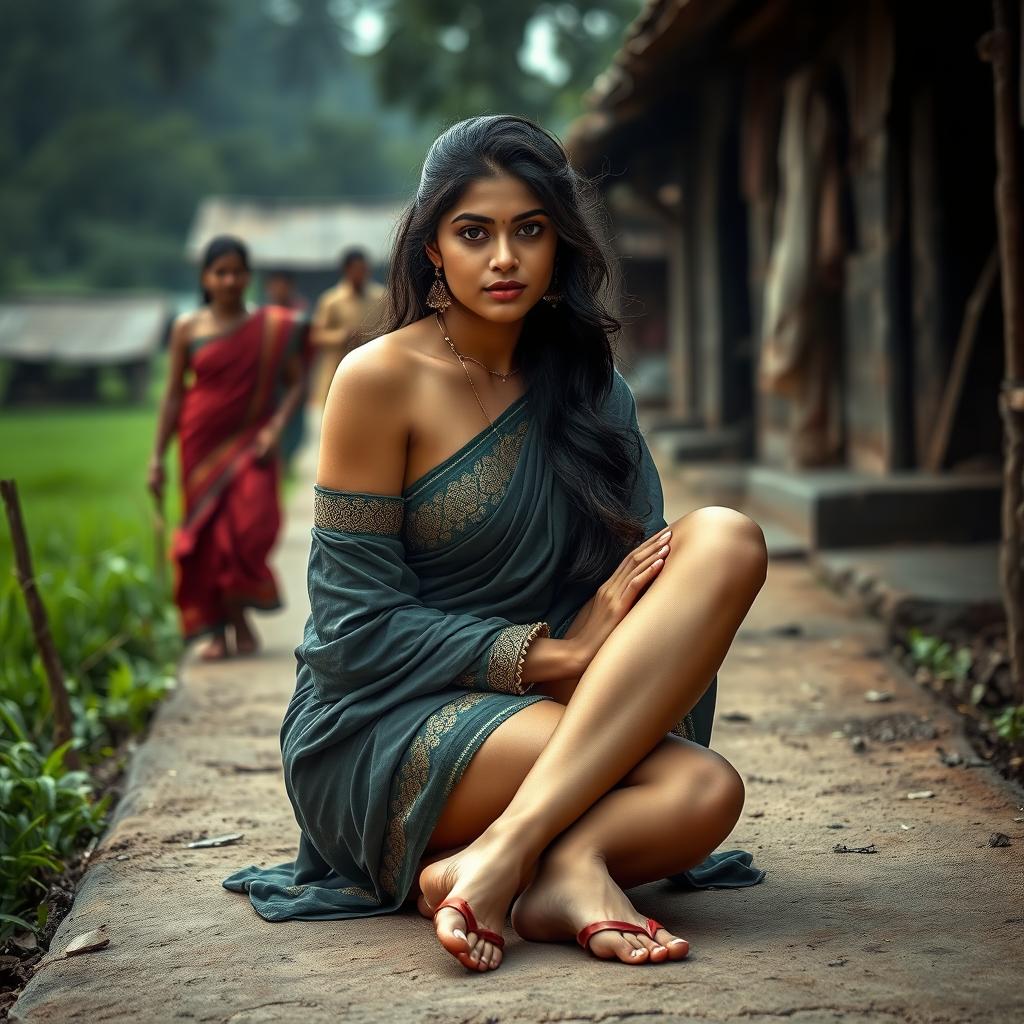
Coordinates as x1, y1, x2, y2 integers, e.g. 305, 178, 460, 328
420, 700, 744, 967
421, 507, 767, 969
510, 736, 744, 963
228, 604, 259, 655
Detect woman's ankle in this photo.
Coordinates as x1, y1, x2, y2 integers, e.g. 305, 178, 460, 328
476, 816, 546, 872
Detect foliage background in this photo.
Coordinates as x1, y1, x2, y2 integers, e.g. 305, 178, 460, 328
0, 0, 638, 295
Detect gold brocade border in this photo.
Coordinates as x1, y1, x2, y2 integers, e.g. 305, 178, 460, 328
379, 692, 489, 896
671, 713, 697, 742
451, 621, 549, 693
283, 882, 377, 903
403, 419, 529, 553
313, 488, 404, 535
485, 622, 550, 694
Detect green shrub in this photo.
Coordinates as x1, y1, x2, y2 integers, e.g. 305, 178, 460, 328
0, 535, 179, 939
905, 629, 973, 686
0, 544, 178, 753
0, 703, 108, 938
993, 705, 1024, 743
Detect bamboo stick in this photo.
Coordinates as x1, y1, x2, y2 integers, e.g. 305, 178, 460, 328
0, 479, 79, 765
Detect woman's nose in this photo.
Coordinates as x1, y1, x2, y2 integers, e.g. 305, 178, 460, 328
490, 238, 518, 271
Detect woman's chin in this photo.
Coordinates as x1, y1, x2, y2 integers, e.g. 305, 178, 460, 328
462, 298, 537, 323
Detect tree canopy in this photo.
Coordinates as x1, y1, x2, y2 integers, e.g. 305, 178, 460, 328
0, 0, 637, 293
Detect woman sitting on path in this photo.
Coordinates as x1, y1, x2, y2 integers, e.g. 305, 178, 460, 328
149, 236, 307, 659
224, 115, 767, 970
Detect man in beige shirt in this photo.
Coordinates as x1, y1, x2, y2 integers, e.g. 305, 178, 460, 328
311, 248, 386, 406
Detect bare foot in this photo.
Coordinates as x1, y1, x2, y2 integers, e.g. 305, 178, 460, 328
231, 615, 259, 656
511, 853, 689, 965
198, 634, 229, 661
419, 836, 527, 973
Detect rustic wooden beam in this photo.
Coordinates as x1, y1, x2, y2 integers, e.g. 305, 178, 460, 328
980, 1, 1024, 700
924, 248, 999, 472
0, 479, 78, 765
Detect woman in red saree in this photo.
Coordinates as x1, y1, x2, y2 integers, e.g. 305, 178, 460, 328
149, 236, 306, 659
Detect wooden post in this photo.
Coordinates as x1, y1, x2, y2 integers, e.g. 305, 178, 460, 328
980, 0, 1024, 700
0, 479, 78, 765
924, 248, 1000, 472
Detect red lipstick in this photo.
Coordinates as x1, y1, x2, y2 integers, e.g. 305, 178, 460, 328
485, 280, 526, 302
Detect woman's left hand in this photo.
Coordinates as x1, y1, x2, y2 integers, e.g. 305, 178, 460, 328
252, 425, 279, 462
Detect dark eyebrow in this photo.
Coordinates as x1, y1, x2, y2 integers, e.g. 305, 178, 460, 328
451, 208, 548, 225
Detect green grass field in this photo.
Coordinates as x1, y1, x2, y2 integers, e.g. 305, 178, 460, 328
0, 405, 181, 578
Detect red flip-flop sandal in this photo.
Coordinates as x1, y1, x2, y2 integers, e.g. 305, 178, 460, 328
433, 896, 506, 951
576, 917, 672, 956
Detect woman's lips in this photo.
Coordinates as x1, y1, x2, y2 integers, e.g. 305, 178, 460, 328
484, 283, 526, 302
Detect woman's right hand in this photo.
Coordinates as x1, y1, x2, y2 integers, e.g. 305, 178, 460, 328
570, 527, 672, 672
147, 458, 165, 502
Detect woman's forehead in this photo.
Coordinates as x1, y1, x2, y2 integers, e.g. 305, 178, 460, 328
449, 174, 544, 217
208, 252, 248, 271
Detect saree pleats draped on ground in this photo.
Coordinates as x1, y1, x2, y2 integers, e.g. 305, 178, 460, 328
224, 370, 764, 921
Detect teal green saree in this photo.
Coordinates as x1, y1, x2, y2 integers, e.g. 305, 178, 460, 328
223, 370, 763, 921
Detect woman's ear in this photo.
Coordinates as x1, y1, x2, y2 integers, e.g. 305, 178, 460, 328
424, 240, 442, 269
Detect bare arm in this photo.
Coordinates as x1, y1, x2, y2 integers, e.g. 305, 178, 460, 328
148, 317, 191, 500
254, 349, 306, 461
316, 341, 412, 494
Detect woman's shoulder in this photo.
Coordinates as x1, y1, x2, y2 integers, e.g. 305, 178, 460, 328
169, 310, 202, 348
327, 321, 436, 413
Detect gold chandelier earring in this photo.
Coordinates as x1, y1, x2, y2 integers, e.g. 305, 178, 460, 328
426, 266, 453, 311
542, 269, 562, 308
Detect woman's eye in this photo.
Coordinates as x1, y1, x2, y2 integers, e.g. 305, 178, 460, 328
517, 222, 543, 237
460, 227, 487, 241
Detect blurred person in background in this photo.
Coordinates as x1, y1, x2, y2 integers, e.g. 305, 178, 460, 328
262, 268, 313, 473
225, 116, 765, 973
310, 247, 386, 407
263, 268, 309, 313
148, 236, 306, 660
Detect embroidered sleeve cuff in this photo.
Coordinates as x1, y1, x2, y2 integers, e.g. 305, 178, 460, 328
482, 621, 550, 695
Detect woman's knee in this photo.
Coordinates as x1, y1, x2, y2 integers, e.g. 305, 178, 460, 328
671, 506, 768, 591
662, 746, 745, 834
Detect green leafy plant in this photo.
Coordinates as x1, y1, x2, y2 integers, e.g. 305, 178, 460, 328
0, 532, 178, 939
993, 705, 1024, 743
906, 629, 973, 685
0, 702, 108, 939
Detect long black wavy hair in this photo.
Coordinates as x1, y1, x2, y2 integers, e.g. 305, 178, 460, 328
378, 114, 645, 584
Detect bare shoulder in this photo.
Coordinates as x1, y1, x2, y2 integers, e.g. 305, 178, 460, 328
169, 310, 199, 347
326, 330, 417, 406
317, 330, 421, 495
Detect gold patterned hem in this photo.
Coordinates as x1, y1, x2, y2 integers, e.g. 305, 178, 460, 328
379, 692, 489, 896
283, 883, 378, 903
313, 486, 404, 535
486, 621, 550, 694
671, 713, 697, 742
403, 419, 529, 553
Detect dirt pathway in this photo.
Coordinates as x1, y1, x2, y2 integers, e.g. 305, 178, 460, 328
11, 441, 1024, 1024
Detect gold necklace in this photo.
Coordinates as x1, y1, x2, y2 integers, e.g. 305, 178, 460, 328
434, 312, 520, 382
434, 312, 514, 437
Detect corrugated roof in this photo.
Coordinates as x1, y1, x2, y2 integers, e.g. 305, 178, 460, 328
185, 197, 407, 270
0, 295, 169, 363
